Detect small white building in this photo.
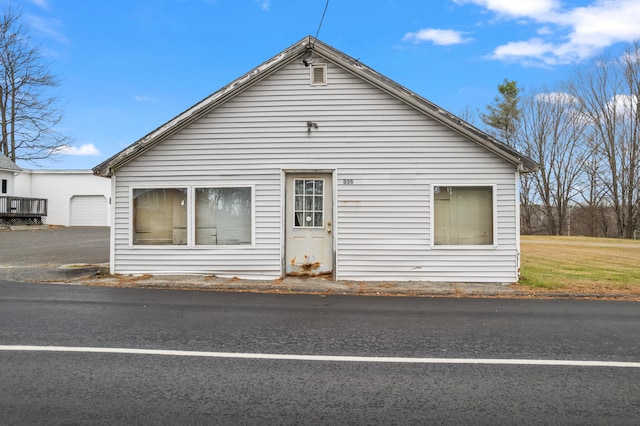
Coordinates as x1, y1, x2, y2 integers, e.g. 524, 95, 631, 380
94, 37, 537, 283
1, 155, 48, 225
15, 170, 111, 226
0, 154, 20, 196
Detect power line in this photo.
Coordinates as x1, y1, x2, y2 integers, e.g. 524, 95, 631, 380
313, 0, 330, 44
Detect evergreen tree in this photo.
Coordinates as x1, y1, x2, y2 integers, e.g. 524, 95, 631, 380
481, 78, 521, 147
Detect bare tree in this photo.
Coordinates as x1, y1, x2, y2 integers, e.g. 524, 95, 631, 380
518, 172, 537, 234
574, 132, 609, 237
457, 105, 479, 127
516, 90, 587, 235
0, 7, 69, 163
568, 42, 640, 238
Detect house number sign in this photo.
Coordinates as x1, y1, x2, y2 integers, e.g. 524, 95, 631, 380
342, 179, 354, 185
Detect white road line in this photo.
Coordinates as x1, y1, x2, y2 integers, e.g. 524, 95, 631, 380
1, 345, 639, 368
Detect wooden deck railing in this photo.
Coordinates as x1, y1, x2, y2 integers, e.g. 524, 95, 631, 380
0, 196, 48, 218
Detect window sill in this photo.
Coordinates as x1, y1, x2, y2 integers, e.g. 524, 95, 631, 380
129, 244, 255, 249
431, 244, 498, 250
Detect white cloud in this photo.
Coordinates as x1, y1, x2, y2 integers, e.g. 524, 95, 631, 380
257, 0, 270, 11
454, 0, 640, 66
134, 95, 158, 103
403, 28, 472, 45
562, 1, 640, 48
454, 0, 559, 18
25, 15, 69, 45
620, 49, 640, 65
535, 91, 578, 104
608, 94, 638, 116
536, 26, 553, 36
493, 38, 554, 61
53, 144, 101, 156
27, 0, 51, 10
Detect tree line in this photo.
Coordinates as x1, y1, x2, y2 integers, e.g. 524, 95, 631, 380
481, 43, 640, 239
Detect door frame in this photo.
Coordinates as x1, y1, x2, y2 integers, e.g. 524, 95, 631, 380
281, 169, 337, 279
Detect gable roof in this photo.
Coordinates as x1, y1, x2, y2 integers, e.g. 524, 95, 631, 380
0, 154, 21, 172
93, 36, 538, 177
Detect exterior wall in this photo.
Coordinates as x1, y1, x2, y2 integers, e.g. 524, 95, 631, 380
14, 170, 111, 226
111, 60, 520, 283
0, 170, 15, 195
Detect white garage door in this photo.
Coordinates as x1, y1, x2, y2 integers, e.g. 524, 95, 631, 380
70, 195, 108, 226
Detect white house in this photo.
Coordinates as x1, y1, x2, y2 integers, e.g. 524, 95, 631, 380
0, 154, 20, 196
14, 170, 111, 226
93, 37, 537, 283
0, 155, 48, 225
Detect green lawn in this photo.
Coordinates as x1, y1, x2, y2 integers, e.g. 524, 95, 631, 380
518, 236, 640, 296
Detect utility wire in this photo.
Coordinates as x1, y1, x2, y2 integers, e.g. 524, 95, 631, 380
313, 0, 330, 46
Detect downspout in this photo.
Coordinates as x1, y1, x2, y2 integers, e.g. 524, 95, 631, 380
515, 167, 522, 282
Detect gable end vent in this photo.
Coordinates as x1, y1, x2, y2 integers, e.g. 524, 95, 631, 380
310, 64, 327, 86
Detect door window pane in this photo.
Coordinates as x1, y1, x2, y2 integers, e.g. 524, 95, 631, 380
293, 179, 324, 228
195, 187, 252, 245
133, 188, 187, 245
434, 186, 493, 245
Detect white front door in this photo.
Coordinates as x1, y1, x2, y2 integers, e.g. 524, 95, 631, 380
285, 173, 333, 277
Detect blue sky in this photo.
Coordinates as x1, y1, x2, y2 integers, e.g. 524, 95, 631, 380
13, 0, 640, 169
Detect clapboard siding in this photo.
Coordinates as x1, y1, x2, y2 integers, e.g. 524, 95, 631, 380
111, 57, 520, 282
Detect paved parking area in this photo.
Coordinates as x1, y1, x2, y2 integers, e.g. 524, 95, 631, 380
0, 227, 109, 282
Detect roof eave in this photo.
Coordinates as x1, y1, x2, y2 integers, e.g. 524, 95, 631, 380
0, 156, 21, 173
93, 36, 315, 177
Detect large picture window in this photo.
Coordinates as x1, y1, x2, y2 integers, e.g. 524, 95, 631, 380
133, 188, 187, 245
195, 187, 252, 245
433, 186, 494, 246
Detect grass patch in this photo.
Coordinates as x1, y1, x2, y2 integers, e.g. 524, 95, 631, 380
517, 236, 640, 296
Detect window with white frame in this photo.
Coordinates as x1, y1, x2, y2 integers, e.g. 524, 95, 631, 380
195, 187, 252, 245
433, 185, 494, 246
293, 178, 324, 228
132, 188, 187, 245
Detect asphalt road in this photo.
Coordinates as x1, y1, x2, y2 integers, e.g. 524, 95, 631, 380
1, 281, 639, 424
0, 226, 109, 282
